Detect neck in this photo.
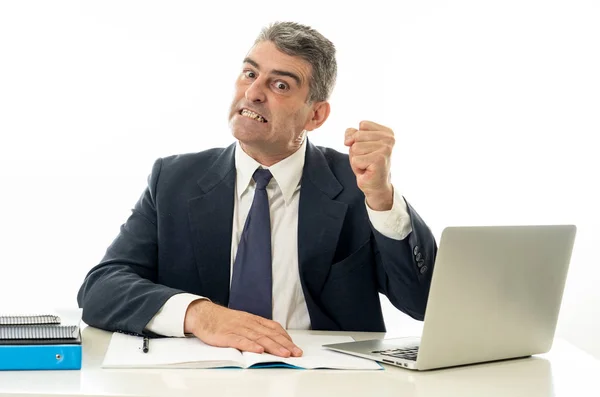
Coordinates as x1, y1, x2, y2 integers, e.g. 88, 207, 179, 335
239, 139, 304, 167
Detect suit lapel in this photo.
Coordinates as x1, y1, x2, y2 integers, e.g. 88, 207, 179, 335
298, 141, 348, 325
188, 144, 236, 306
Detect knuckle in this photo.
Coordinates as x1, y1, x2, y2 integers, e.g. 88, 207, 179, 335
263, 319, 278, 329
267, 327, 282, 337
230, 335, 246, 347
271, 324, 286, 335
255, 335, 271, 344
245, 330, 260, 341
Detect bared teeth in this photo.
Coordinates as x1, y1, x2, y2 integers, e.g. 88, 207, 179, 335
241, 109, 266, 123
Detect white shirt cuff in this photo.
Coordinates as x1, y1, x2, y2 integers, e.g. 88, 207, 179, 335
144, 293, 208, 337
366, 187, 412, 240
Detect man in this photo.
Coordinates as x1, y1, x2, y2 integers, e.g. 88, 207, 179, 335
77, 21, 437, 358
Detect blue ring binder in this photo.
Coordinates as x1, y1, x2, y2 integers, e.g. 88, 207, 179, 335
0, 313, 82, 370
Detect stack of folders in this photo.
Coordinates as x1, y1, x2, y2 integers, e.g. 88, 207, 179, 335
0, 313, 82, 370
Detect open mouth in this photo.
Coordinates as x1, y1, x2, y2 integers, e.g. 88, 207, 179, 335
240, 108, 268, 123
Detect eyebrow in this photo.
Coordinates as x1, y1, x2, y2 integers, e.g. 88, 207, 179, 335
243, 57, 302, 87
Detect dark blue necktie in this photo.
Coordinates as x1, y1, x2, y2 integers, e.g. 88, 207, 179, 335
228, 169, 273, 319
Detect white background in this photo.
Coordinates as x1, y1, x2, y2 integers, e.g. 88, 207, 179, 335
1, 1, 598, 358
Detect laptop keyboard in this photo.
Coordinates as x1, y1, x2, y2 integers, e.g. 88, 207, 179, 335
372, 346, 419, 361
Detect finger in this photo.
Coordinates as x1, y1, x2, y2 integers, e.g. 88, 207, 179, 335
349, 152, 368, 176
359, 120, 391, 132
253, 319, 303, 357
351, 152, 385, 172
239, 327, 292, 357
345, 128, 358, 146
349, 141, 382, 156
225, 334, 265, 354
256, 317, 292, 341
267, 333, 303, 357
353, 129, 394, 144
240, 327, 290, 356
256, 335, 294, 357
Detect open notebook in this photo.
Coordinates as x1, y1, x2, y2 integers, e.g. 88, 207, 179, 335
102, 332, 381, 370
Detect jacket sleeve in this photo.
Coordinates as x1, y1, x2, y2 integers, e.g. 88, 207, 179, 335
371, 198, 438, 320
77, 158, 185, 335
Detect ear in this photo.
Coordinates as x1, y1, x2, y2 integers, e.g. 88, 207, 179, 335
303, 101, 330, 131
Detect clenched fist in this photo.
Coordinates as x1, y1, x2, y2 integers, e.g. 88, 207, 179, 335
345, 120, 395, 211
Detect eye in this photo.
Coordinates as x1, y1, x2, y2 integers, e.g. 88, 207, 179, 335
274, 81, 289, 91
243, 70, 256, 79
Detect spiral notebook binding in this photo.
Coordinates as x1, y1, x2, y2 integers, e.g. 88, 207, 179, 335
0, 325, 78, 340
0, 315, 61, 326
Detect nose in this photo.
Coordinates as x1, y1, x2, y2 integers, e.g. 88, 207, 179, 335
245, 79, 267, 103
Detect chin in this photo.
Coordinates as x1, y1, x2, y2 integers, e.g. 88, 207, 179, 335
231, 127, 262, 145
230, 118, 269, 143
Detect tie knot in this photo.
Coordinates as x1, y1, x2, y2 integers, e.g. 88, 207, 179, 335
253, 169, 272, 190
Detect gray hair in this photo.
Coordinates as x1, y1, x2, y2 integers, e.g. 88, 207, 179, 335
254, 21, 337, 103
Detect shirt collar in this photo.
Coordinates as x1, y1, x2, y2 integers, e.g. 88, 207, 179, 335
235, 138, 307, 206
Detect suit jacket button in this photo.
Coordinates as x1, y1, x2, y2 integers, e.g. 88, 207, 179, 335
417, 259, 424, 268
420, 265, 428, 274
413, 245, 420, 256
416, 252, 422, 261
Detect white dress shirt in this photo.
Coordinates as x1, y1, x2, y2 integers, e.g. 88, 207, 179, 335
145, 139, 413, 336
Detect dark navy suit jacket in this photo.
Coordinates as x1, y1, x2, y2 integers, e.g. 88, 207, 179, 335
77, 140, 438, 335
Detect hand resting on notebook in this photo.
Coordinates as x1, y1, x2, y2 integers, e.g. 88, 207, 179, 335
183, 300, 303, 358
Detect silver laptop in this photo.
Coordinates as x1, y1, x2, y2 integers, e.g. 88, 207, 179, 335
323, 225, 577, 371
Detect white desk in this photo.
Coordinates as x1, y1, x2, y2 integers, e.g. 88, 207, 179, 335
1, 324, 599, 397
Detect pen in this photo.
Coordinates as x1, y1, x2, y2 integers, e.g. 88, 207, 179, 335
142, 337, 149, 353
